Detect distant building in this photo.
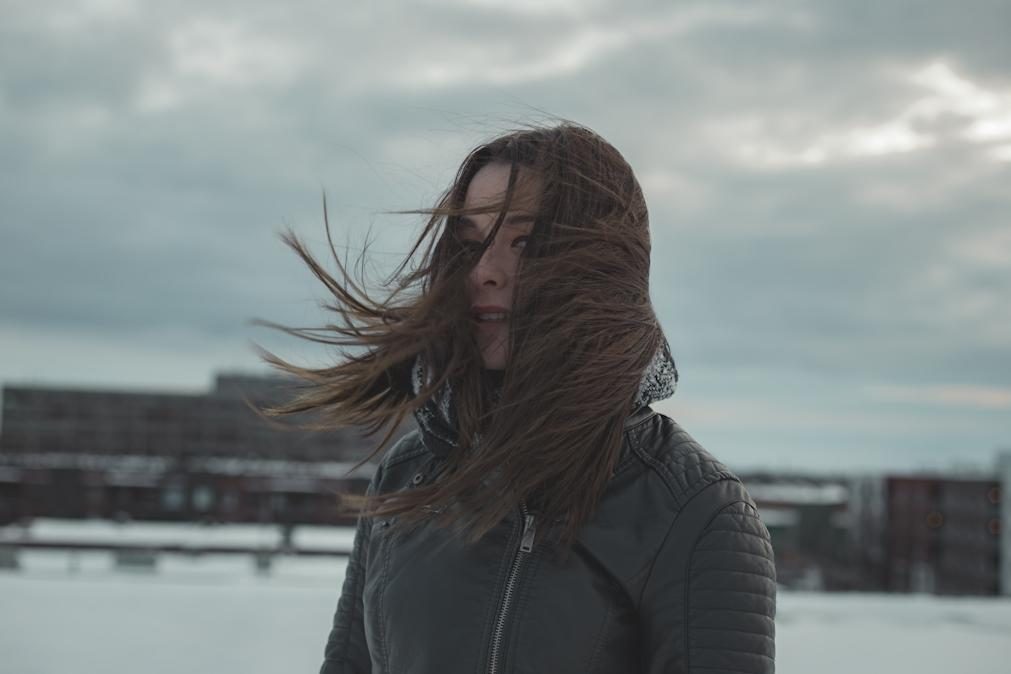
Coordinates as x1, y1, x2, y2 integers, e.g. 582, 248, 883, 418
1, 373, 368, 462
3, 375, 1006, 594
883, 475, 1001, 595
739, 475, 855, 591
0, 374, 402, 526
744, 467, 1005, 596
848, 474, 889, 591
999, 452, 1011, 596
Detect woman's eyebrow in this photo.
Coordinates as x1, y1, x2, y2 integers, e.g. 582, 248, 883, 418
458, 214, 535, 231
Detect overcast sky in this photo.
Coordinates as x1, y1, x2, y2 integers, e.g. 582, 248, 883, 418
3, 0, 1009, 474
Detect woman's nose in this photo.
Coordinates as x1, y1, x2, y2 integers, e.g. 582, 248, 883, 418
471, 241, 509, 287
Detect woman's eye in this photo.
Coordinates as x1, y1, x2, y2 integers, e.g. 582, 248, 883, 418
459, 235, 529, 254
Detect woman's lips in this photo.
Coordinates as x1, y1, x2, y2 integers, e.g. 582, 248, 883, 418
471, 305, 510, 323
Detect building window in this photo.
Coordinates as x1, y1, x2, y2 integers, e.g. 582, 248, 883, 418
192, 485, 214, 512
161, 485, 185, 511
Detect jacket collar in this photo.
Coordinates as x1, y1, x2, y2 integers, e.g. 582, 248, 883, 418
411, 338, 677, 459
623, 404, 656, 429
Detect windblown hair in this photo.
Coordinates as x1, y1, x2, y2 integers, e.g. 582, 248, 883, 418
258, 122, 665, 551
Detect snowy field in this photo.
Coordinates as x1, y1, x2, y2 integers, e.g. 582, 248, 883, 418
2, 548, 1010, 674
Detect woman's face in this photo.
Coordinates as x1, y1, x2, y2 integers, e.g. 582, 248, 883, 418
460, 162, 538, 370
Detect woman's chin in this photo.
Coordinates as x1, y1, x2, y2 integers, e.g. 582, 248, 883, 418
480, 354, 507, 370
479, 344, 508, 370
476, 324, 509, 370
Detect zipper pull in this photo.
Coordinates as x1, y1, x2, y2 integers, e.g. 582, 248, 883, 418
520, 513, 537, 553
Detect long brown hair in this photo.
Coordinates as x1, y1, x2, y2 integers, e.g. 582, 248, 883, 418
256, 122, 666, 551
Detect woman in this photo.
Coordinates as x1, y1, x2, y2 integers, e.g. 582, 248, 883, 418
262, 123, 776, 673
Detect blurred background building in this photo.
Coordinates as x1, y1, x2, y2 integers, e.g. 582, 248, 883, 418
883, 475, 1001, 595
0, 374, 386, 528
1000, 452, 1011, 596
740, 469, 1004, 595
738, 475, 854, 591
0, 374, 1005, 595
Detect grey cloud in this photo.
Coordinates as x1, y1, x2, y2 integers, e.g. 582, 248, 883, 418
2, 0, 1008, 471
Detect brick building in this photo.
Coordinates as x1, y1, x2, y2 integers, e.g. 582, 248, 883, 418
0, 374, 393, 526
883, 475, 1001, 595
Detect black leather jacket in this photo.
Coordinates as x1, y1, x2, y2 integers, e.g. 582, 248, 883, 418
319, 407, 777, 673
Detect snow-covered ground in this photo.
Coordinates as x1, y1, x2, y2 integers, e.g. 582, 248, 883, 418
0, 518, 357, 552
2, 547, 1009, 674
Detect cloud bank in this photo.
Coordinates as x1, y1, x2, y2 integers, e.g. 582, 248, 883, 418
2, 0, 1009, 472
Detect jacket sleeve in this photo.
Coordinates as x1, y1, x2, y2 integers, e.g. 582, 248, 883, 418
639, 479, 777, 674
319, 463, 383, 674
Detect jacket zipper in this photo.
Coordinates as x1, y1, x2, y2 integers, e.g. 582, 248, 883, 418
487, 501, 537, 674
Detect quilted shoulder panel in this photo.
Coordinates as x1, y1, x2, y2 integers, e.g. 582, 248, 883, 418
687, 498, 777, 673
630, 413, 738, 508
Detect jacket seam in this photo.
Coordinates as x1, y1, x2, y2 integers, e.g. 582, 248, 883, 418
585, 599, 614, 674
328, 461, 383, 671
693, 548, 774, 563
377, 522, 392, 673
693, 625, 775, 639
633, 478, 736, 608
703, 529, 770, 542
354, 519, 372, 667
382, 437, 429, 471
693, 645, 775, 662
694, 606, 773, 617
367, 461, 390, 674
328, 514, 371, 670
624, 415, 737, 594
630, 432, 720, 509
690, 587, 774, 601
624, 409, 656, 433
622, 421, 652, 475
614, 412, 656, 474
604, 408, 653, 475
631, 481, 727, 670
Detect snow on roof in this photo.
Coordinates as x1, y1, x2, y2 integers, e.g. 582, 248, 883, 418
0, 453, 377, 479
0, 518, 354, 552
748, 482, 849, 505
756, 507, 801, 527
